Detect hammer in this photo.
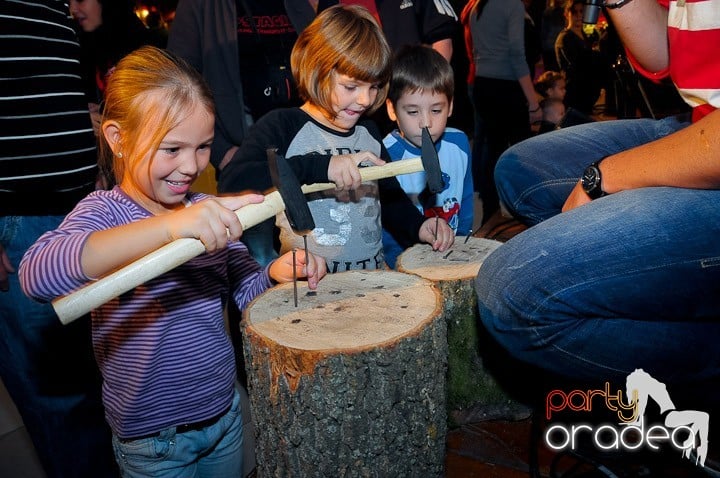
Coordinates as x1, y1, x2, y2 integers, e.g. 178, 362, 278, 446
421, 126, 442, 241
267, 148, 314, 307
52, 150, 443, 324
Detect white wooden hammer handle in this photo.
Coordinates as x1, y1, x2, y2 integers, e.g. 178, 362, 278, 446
53, 158, 424, 324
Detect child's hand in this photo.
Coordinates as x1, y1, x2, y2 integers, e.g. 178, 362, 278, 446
167, 194, 265, 252
328, 152, 385, 191
270, 248, 328, 290
419, 217, 454, 252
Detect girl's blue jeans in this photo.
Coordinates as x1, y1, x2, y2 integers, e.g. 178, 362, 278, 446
476, 116, 720, 398
112, 386, 243, 478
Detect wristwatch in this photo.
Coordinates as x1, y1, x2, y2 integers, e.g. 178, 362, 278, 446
581, 161, 607, 199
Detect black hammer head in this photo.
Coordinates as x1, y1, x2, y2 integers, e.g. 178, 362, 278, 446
421, 127, 443, 193
267, 148, 315, 235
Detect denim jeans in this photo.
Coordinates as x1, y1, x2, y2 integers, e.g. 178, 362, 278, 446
112, 387, 243, 478
495, 116, 689, 225
0, 215, 117, 477
476, 116, 720, 400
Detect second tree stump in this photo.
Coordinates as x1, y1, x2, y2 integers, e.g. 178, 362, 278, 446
397, 237, 530, 424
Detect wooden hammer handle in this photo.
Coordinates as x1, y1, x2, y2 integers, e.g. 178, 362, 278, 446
53, 158, 424, 324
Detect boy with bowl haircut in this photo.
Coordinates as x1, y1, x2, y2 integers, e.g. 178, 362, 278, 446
382, 44, 474, 268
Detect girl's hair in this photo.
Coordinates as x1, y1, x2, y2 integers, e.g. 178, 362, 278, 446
99, 46, 214, 184
291, 5, 392, 117
386, 44, 455, 106
535, 70, 565, 97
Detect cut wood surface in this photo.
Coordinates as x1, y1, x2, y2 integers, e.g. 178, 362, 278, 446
242, 270, 448, 477
245, 269, 439, 352
396, 237, 503, 281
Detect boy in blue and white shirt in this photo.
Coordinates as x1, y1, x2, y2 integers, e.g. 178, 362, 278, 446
383, 44, 474, 268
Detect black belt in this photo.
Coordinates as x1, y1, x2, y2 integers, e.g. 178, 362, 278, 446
119, 404, 231, 443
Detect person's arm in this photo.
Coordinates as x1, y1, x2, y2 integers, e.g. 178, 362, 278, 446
431, 38, 453, 62
605, 0, 669, 73
168, 0, 231, 170
19, 193, 262, 301
80, 195, 264, 279
520, 74, 542, 123
555, 30, 582, 72
601, 110, 720, 191
563, 109, 720, 211
509, 2, 541, 121
419, 0, 459, 62
217, 110, 332, 193
284, 0, 318, 33
219, 110, 390, 194
168, 0, 246, 171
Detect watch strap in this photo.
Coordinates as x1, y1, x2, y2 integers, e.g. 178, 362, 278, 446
604, 0, 635, 9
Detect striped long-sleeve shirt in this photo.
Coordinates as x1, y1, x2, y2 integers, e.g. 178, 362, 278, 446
0, 0, 98, 216
19, 188, 273, 439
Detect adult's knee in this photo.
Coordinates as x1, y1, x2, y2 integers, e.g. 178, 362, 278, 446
494, 147, 524, 219
475, 241, 531, 337
474, 233, 568, 356
493, 140, 560, 226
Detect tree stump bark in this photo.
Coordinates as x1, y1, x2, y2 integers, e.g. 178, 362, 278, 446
242, 270, 447, 477
397, 237, 530, 425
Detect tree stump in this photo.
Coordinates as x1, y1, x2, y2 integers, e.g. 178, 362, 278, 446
242, 270, 447, 477
397, 237, 530, 425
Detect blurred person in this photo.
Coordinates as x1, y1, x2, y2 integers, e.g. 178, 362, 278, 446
287, 0, 459, 61
536, 68, 594, 128
144, 10, 169, 47
535, 69, 566, 100
0, 1, 117, 476
554, 0, 605, 115
537, 97, 565, 133
523, 0, 542, 80
70, 0, 164, 141
461, 0, 541, 224
540, 0, 565, 72
168, 0, 303, 267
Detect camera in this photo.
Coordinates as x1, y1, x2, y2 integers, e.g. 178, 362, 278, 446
583, 0, 604, 25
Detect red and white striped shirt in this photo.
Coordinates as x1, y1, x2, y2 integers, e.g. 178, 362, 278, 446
630, 0, 720, 122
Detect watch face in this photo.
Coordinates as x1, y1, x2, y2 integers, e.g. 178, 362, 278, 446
582, 165, 600, 192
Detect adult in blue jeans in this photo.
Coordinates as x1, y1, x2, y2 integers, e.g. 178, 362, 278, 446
475, 0, 720, 406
